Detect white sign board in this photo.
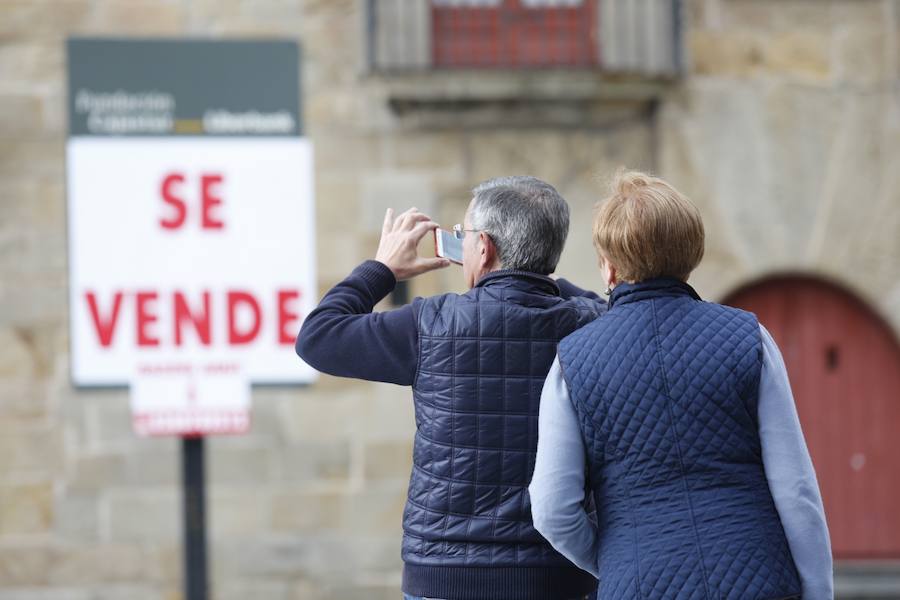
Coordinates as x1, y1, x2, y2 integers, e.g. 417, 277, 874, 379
67, 40, 315, 436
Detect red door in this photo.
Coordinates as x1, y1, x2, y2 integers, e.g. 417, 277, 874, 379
432, 0, 598, 68
725, 276, 900, 559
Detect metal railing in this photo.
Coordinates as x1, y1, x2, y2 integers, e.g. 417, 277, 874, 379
366, 0, 682, 76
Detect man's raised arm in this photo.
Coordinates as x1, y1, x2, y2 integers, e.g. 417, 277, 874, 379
295, 208, 449, 386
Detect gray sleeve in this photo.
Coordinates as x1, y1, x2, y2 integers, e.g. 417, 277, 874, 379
757, 325, 834, 600
529, 355, 600, 579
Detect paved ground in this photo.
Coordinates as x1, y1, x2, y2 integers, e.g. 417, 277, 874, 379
836, 563, 900, 599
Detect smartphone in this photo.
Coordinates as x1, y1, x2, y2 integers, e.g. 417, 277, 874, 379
434, 228, 463, 265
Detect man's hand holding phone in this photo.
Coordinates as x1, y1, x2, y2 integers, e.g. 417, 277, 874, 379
375, 207, 451, 281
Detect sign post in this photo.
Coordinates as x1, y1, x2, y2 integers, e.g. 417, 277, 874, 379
66, 39, 316, 599
183, 436, 208, 600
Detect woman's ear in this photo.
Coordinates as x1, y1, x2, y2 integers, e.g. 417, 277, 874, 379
598, 254, 618, 291
607, 262, 618, 287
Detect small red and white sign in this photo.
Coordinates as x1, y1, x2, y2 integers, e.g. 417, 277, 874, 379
131, 362, 250, 436
67, 137, 316, 435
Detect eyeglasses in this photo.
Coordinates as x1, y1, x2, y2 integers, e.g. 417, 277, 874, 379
452, 223, 481, 240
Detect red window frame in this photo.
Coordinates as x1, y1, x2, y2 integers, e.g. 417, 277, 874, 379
431, 0, 599, 68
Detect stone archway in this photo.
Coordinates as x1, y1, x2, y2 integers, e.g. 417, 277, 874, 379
725, 276, 900, 559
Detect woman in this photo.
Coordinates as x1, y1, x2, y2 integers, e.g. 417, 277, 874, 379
528, 170, 833, 599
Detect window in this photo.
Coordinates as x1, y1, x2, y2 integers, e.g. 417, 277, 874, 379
368, 0, 682, 75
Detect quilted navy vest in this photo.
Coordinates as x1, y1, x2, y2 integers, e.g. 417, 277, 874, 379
558, 278, 801, 600
402, 270, 605, 600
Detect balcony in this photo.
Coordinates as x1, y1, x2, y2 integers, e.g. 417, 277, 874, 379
365, 0, 682, 115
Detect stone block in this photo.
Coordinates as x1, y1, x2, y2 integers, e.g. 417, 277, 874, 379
340, 534, 402, 574
0, 424, 62, 481
153, 544, 180, 584
0, 94, 43, 137
0, 140, 64, 179
357, 391, 415, 442
305, 90, 372, 133
186, 0, 244, 22
68, 453, 127, 492
833, 27, 893, 85
87, 1, 187, 35
361, 441, 412, 481
216, 532, 400, 581
0, 543, 57, 585
718, 0, 778, 30
288, 579, 324, 600
52, 585, 162, 600
0, 328, 36, 377
271, 489, 343, 532
39, 86, 66, 138
833, 0, 890, 29
315, 232, 362, 282
720, 0, 840, 31
0, 376, 49, 422
765, 30, 831, 80
208, 487, 271, 538
53, 491, 100, 541
81, 395, 138, 452
391, 132, 466, 171
214, 534, 308, 578
123, 445, 178, 487
0, 41, 64, 89
314, 173, 362, 231
317, 582, 400, 600
0, 176, 65, 233
207, 439, 275, 485
688, 29, 767, 77
359, 171, 437, 234
339, 485, 406, 536
0, 276, 68, 329
0, 482, 52, 535
245, 388, 302, 445
47, 543, 147, 585
215, 579, 291, 600
105, 490, 179, 543
463, 131, 571, 189
282, 389, 363, 442
0, 0, 92, 38
275, 440, 352, 484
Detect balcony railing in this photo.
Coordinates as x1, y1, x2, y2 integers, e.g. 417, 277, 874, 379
366, 0, 683, 77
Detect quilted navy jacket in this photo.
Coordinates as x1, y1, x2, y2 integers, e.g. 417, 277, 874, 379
297, 261, 606, 600
558, 278, 802, 600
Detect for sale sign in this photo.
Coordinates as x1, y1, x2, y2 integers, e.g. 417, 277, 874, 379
67, 39, 316, 436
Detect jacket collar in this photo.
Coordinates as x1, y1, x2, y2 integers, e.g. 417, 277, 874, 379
474, 269, 560, 296
608, 277, 701, 308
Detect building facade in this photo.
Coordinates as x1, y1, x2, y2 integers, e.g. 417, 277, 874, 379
1, 0, 899, 598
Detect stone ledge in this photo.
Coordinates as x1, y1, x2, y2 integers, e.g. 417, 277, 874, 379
836, 562, 900, 599
368, 70, 676, 105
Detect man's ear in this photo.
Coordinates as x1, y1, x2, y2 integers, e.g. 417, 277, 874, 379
479, 231, 497, 270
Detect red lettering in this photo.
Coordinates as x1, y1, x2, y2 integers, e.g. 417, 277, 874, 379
201, 174, 224, 230
160, 173, 187, 230
85, 291, 123, 347
277, 290, 301, 345
227, 291, 261, 345
174, 291, 212, 346
136, 291, 160, 347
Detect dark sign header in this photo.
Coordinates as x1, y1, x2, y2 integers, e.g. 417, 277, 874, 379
67, 38, 301, 137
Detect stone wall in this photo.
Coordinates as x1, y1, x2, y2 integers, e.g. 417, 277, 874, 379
0, 0, 898, 598
666, 0, 900, 331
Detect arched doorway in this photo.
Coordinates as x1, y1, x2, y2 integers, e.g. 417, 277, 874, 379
725, 276, 900, 559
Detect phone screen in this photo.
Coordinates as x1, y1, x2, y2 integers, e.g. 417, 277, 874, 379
434, 229, 463, 265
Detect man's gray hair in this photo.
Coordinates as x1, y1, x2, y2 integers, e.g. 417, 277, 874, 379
469, 176, 570, 275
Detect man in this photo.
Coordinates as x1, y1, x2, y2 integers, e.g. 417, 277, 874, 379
296, 176, 606, 600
